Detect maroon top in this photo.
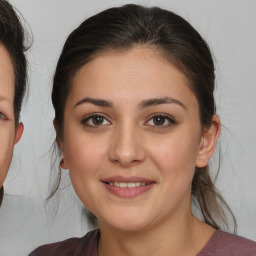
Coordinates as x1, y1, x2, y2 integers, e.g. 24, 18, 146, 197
29, 229, 256, 256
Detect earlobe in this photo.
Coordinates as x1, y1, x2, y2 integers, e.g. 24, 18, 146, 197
15, 122, 24, 144
196, 115, 220, 168
60, 155, 68, 169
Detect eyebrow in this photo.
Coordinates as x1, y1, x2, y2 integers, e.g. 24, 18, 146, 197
138, 97, 186, 110
74, 97, 113, 109
74, 96, 186, 110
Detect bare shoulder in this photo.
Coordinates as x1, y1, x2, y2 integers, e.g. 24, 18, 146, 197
199, 230, 256, 256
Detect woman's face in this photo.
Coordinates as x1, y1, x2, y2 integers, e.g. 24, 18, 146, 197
0, 45, 23, 187
60, 47, 218, 231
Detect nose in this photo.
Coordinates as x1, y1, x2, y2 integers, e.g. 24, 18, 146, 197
109, 123, 146, 167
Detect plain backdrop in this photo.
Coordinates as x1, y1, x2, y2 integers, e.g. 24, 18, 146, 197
0, 0, 255, 255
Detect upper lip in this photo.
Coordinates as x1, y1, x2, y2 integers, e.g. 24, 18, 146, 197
101, 176, 155, 184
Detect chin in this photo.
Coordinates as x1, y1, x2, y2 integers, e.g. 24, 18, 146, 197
97, 208, 155, 232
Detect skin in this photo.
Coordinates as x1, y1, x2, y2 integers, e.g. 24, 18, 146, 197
0, 44, 23, 188
59, 47, 220, 256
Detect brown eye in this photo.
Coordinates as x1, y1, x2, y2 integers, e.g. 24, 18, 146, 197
153, 116, 166, 126
82, 114, 110, 126
146, 114, 175, 127
92, 116, 104, 125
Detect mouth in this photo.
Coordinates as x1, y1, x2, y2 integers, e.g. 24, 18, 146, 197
101, 176, 155, 198
104, 181, 149, 188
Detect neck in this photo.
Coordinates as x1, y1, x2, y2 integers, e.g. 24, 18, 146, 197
98, 211, 215, 256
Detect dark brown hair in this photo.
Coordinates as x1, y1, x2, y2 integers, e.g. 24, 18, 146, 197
0, 187, 3, 206
0, 0, 28, 206
51, 4, 236, 230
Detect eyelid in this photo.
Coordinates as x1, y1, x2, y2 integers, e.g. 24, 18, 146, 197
145, 113, 176, 127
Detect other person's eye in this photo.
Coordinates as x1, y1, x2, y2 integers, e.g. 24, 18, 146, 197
82, 113, 111, 127
0, 112, 7, 120
145, 114, 176, 127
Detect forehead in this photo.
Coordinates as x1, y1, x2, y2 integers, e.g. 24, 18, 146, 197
0, 44, 15, 102
68, 47, 198, 109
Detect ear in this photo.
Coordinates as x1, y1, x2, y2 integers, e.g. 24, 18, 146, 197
14, 122, 24, 144
53, 119, 68, 169
196, 115, 220, 168
60, 154, 68, 169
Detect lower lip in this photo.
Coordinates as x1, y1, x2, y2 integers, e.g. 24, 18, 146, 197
103, 183, 155, 198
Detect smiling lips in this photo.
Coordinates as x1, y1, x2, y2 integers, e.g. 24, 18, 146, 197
108, 181, 147, 188
102, 176, 155, 198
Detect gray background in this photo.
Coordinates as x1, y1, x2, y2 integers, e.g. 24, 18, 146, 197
0, 0, 255, 255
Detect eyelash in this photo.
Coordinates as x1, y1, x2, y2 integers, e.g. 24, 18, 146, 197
81, 113, 111, 127
145, 114, 176, 128
81, 113, 176, 128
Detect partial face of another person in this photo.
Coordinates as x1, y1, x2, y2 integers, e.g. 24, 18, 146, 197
0, 44, 23, 187
60, 47, 219, 232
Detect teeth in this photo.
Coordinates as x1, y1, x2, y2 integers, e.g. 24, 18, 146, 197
108, 182, 147, 187
128, 183, 135, 188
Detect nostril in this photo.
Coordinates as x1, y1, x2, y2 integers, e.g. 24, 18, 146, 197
108, 130, 146, 166
110, 149, 145, 166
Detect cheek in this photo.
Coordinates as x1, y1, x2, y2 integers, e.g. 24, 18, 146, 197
147, 131, 200, 189
63, 132, 113, 213
63, 130, 109, 196
149, 132, 199, 165
64, 132, 108, 171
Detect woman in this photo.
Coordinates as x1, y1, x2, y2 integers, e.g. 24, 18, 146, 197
0, 0, 27, 207
30, 4, 256, 255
